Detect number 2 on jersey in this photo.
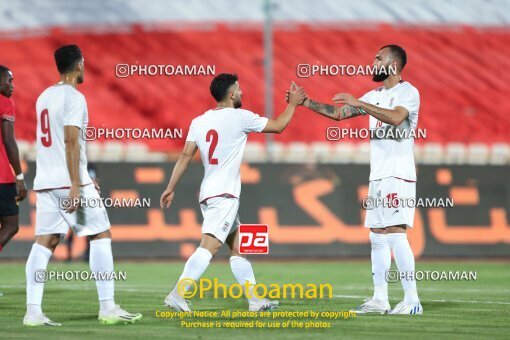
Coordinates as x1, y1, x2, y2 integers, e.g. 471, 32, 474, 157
206, 129, 219, 165
40, 109, 52, 147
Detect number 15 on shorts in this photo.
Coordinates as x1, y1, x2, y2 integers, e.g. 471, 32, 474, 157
239, 224, 269, 254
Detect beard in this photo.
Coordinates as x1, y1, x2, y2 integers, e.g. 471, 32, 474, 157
372, 72, 389, 82
372, 65, 390, 82
234, 98, 242, 109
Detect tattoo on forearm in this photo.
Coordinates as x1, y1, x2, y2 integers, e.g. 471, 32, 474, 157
308, 99, 338, 119
307, 99, 363, 121
340, 105, 361, 120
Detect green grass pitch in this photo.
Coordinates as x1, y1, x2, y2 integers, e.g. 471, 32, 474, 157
0, 260, 509, 339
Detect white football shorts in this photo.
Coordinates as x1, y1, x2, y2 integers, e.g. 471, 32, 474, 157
200, 196, 240, 243
364, 176, 416, 228
35, 184, 110, 237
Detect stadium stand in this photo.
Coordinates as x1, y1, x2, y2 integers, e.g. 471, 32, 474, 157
1, 0, 509, 163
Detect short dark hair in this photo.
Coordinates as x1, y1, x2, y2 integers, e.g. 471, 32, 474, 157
0, 65, 10, 77
210, 73, 238, 102
54, 44, 83, 74
380, 44, 407, 71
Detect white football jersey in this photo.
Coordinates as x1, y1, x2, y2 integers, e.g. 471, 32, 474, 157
34, 84, 92, 190
186, 108, 268, 203
360, 81, 420, 182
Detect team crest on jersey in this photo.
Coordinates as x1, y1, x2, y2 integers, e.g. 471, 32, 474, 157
389, 97, 395, 107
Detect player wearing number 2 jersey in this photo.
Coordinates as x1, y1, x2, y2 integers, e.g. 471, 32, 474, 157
301, 45, 422, 315
160, 73, 307, 312
24, 44, 141, 326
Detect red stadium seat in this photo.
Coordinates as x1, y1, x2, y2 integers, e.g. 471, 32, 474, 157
2, 24, 509, 151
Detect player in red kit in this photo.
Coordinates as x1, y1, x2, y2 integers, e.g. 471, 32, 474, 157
0, 65, 27, 253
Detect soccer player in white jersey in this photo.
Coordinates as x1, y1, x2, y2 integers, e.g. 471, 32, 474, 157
160, 73, 307, 312
24, 45, 141, 326
299, 45, 422, 315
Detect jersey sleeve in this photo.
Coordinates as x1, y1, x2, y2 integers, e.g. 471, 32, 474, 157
396, 86, 420, 119
0, 98, 15, 123
359, 91, 372, 103
185, 120, 196, 142
62, 90, 86, 128
237, 109, 269, 133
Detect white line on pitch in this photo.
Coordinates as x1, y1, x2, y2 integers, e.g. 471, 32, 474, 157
3, 284, 510, 305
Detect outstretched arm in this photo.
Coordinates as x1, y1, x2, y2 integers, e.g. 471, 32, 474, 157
160, 141, 198, 209
263, 82, 307, 133
303, 98, 362, 121
333, 93, 408, 126
262, 103, 299, 134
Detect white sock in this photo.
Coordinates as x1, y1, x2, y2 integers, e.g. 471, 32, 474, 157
27, 303, 43, 315
172, 247, 212, 296
230, 256, 257, 301
387, 233, 420, 304
26, 243, 52, 314
99, 299, 116, 313
89, 238, 115, 312
369, 232, 390, 303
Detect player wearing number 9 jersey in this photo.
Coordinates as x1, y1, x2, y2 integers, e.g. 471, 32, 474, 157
160, 73, 307, 312
34, 77, 92, 190
24, 44, 141, 327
